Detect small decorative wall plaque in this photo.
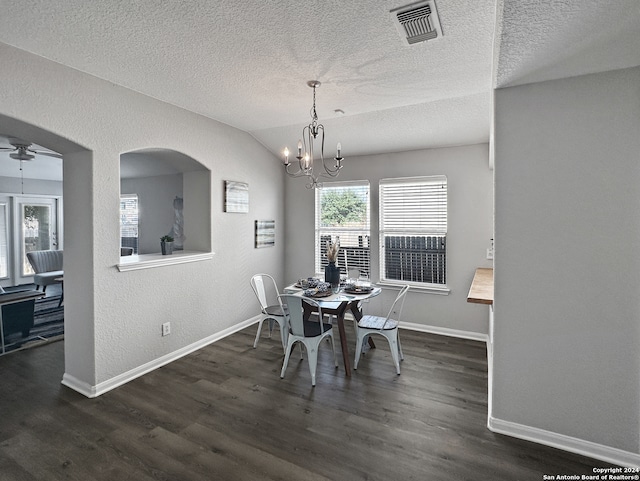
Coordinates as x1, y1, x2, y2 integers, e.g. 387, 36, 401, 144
255, 220, 275, 248
224, 181, 249, 213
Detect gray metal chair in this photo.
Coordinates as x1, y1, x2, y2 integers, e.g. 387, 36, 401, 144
354, 285, 410, 375
250, 274, 288, 351
278, 294, 338, 386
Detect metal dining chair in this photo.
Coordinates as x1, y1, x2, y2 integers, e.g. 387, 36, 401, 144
354, 285, 410, 375
278, 294, 338, 386
250, 274, 288, 351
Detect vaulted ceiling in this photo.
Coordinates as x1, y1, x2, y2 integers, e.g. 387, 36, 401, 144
1, 0, 639, 180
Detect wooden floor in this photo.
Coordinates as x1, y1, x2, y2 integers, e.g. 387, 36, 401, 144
0, 325, 613, 480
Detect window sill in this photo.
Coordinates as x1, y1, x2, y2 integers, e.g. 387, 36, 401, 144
117, 250, 214, 272
376, 281, 450, 295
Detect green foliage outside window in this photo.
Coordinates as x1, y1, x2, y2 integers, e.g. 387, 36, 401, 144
320, 189, 367, 227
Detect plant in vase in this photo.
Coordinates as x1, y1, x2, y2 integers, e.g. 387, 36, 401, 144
160, 235, 174, 255
325, 242, 340, 290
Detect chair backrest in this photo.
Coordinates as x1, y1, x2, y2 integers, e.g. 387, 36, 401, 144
347, 268, 360, 280
279, 294, 326, 338
381, 285, 410, 329
26, 250, 63, 273
250, 273, 280, 312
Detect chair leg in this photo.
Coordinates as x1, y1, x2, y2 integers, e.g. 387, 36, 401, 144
279, 320, 288, 352
329, 333, 338, 368
268, 318, 274, 338
253, 319, 265, 348
354, 331, 366, 370
325, 315, 334, 344
388, 333, 401, 375
306, 341, 319, 386
281, 339, 295, 379
397, 332, 404, 361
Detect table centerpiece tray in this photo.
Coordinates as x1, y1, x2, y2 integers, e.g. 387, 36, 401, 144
343, 286, 374, 294
303, 289, 333, 298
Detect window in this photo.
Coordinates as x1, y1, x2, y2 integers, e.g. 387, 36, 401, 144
379, 176, 447, 287
120, 194, 139, 254
315, 181, 370, 278
0, 201, 7, 278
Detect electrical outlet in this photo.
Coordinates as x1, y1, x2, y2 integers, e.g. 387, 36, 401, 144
162, 322, 171, 336
486, 248, 494, 260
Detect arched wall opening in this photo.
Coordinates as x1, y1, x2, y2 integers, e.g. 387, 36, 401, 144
0, 113, 95, 385
120, 149, 211, 257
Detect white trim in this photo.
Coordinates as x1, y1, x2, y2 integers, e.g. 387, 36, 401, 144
377, 281, 450, 295
117, 250, 213, 272
488, 417, 640, 469
400, 320, 488, 343
61, 314, 261, 398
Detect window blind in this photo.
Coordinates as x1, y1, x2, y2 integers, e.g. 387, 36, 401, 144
315, 181, 370, 278
120, 194, 139, 254
379, 176, 447, 286
0, 203, 7, 278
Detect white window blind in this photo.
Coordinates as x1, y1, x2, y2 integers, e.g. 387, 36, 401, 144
315, 181, 370, 278
379, 176, 447, 286
0, 203, 7, 278
120, 194, 139, 254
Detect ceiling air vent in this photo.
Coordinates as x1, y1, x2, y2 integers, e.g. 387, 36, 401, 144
390, 0, 443, 45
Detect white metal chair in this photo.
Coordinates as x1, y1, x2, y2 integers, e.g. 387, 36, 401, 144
250, 274, 287, 351
278, 294, 338, 386
354, 285, 410, 375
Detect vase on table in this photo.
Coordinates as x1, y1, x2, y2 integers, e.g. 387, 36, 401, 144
324, 261, 340, 291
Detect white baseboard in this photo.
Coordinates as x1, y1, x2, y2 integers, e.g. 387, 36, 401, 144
61, 315, 261, 398
488, 416, 640, 469
61, 373, 97, 397
400, 321, 489, 343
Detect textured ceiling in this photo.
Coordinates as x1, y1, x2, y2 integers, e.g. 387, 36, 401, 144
494, 0, 640, 88
0, 0, 639, 180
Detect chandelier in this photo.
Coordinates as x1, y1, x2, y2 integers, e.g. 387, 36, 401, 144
283, 80, 343, 189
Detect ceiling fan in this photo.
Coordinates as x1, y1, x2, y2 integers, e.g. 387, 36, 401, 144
0, 137, 62, 161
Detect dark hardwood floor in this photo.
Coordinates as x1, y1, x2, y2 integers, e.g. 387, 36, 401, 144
0, 325, 614, 480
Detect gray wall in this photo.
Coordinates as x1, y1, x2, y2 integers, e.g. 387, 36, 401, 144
121, 174, 183, 254
493, 66, 640, 455
0, 176, 62, 196
284, 144, 494, 337
0, 42, 285, 390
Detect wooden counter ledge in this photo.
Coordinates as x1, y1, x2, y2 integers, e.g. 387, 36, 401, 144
467, 267, 493, 305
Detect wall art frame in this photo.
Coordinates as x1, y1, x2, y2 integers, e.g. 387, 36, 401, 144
224, 180, 249, 213
255, 220, 275, 248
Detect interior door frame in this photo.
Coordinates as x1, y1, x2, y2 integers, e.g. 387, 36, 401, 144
0, 194, 63, 288
0, 195, 10, 288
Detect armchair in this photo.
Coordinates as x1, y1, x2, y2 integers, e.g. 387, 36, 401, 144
26, 250, 63, 292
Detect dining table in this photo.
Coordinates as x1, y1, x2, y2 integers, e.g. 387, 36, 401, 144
284, 282, 381, 376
